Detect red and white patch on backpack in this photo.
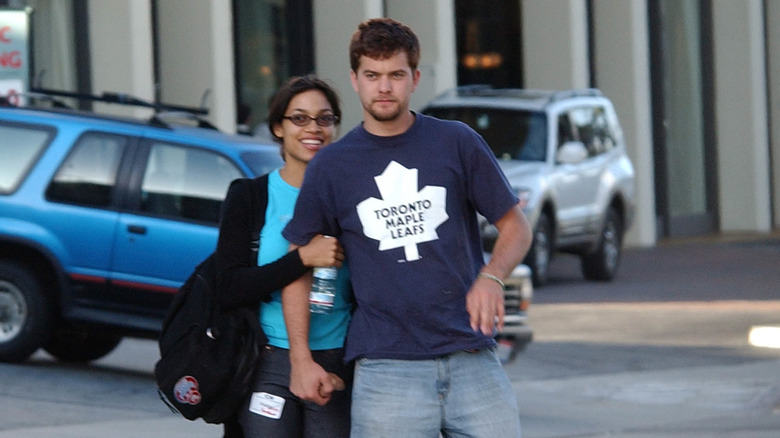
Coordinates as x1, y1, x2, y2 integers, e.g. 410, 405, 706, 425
173, 376, 202, 405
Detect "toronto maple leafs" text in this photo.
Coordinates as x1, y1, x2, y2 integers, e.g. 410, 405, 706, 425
372, 200, 432, 239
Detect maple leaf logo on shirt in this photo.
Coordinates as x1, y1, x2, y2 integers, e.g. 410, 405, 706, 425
356, 161, 448, 261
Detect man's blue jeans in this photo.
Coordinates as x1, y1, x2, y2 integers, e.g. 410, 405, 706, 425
350, 347, 522, 437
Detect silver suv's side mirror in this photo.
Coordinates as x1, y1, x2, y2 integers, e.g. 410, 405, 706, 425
556, 141, 588, 164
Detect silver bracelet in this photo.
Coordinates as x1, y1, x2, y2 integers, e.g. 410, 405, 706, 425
478, 272, 505, 289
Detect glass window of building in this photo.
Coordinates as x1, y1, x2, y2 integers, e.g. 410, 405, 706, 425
455, 0, 522, 87
233, 0, 313, 134
0, 0, 86, 105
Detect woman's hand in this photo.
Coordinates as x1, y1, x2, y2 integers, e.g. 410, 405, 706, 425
298, 234, 344, 268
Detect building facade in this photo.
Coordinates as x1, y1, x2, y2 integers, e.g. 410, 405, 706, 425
2, 0, 777, 247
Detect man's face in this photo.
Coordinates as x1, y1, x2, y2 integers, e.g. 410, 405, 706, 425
350, 51, 420, 123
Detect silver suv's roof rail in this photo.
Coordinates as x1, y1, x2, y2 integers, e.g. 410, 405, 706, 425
442, 85, 603, 104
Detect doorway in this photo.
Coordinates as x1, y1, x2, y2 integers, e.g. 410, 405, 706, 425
649, 0, 718, 238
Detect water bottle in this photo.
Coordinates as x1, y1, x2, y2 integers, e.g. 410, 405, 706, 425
310, 266, 337, 314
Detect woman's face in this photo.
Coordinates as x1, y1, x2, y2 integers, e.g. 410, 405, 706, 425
273, 89, 337, 166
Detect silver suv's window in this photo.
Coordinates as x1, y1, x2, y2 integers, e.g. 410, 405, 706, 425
141, 142, 242, 223
557, 106, 616, 157
425, 107, 547, 162
46, 132, 127, 207
0, 123, 53, 194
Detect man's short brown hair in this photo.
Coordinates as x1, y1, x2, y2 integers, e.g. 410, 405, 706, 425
349, 18, 420, 72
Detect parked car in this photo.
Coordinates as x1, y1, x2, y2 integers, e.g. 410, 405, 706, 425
423, 86, 636, 286
0, 90, 533, 364
496, 263, 533, 362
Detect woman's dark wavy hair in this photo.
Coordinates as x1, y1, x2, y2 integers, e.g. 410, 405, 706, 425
349, 18, 420, 72
267, 75, 341, 143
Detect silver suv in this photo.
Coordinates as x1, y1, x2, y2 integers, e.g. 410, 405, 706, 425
423, 86, 635, 286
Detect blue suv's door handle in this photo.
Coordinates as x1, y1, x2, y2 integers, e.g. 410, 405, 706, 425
127, 225, 147, 235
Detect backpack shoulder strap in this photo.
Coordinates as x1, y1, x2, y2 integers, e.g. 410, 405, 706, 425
244, 173, 270, 262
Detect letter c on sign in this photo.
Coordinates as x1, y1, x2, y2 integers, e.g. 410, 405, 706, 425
0, 27, 10, 43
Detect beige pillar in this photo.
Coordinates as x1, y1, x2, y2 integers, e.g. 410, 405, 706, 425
386, 0, 457, 112
767, 1, 780, 229
592, 0, 656, 246
712, 0, 771, 232
521, 0, 589, 89
88, 0, 154, 118
156, 0, 236, 132
314, 0, 384, 131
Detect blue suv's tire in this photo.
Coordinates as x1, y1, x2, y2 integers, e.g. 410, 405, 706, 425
0, 261, 54, 363
44, 329, 122, 363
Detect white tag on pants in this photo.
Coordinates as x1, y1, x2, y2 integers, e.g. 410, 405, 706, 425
249, 392, 285, 419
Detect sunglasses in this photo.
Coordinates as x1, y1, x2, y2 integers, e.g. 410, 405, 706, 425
283, 114, 339, 127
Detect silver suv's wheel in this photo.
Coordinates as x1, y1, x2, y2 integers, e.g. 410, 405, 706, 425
0, 261, 52, 362
581, 207, 623, 281
525, 212, 552, 287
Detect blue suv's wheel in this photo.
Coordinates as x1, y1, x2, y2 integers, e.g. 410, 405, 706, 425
0, 261, 53, 363
44, 329, 122, 363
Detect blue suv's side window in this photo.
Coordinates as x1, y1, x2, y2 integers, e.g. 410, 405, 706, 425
46, 132, 128, 207
140, 142, 242, 223
0, 122, 54, 194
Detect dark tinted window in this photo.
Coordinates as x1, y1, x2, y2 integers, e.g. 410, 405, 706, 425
424, 107, 547, 161
46, 133, 127, 207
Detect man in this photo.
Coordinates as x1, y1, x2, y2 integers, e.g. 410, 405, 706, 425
282, 18, 531, 437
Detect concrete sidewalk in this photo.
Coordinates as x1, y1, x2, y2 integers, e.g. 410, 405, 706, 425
2, 358, 778, 437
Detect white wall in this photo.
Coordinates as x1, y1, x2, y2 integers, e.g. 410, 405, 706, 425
768, 0, 780, 228
592, 0, 656, 247
88, 0, 154, 118
387, 0, 457, 113
156, 0, 236, 132
712, 0, 771, 232
521, 0, 589, 89
314, 0, 384, 132
314, 0, 456, 132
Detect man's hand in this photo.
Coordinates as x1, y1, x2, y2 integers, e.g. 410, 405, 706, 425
466, 276, 505, 335
290, 356, 345, 406
467, 203, 530, 335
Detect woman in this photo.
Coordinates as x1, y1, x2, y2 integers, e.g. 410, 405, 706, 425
215, 75, 352, 437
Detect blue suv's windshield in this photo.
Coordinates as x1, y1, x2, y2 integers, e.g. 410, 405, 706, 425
424, 107, 547, 162
243, 149, 284, 177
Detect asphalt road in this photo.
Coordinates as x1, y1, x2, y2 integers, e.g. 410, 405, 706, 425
0, 234, 778, 437
504, 234, 780, 437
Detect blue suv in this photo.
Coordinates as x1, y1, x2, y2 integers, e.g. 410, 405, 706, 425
0, 94, 283, 363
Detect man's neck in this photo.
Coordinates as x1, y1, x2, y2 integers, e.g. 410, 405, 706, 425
363, 110, 416, 137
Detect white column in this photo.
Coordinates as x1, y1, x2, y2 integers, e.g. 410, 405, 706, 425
386, 0, 457, 112
767, 1, 780, 229
712, 0, 771, 232
88, 0, 154, 118
314, 0, 384, 131
155, 0, 236, 132
521, 0, 589, 89
592, 0, 656, 246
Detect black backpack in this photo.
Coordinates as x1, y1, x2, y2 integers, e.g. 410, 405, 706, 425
155, 176, 268, 424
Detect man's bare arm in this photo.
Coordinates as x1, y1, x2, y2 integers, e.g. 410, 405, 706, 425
467, 203, 532, 334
